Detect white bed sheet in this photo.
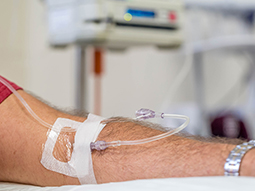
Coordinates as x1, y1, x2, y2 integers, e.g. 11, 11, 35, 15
0, 177, 254, 191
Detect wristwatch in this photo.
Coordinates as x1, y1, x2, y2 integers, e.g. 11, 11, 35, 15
224, 140, 255, 176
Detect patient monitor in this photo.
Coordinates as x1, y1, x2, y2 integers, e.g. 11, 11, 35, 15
46, 0, 184, 49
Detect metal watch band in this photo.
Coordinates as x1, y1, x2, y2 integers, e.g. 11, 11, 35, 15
224, 140, 255, 176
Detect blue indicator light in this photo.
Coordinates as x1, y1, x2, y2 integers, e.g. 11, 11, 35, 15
127, 8, 156, 18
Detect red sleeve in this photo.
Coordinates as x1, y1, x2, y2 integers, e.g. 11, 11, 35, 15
0, 76, 23, 104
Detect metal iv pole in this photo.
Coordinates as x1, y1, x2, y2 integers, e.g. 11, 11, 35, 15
75, 45, 87, 111
193, 52, 211, 136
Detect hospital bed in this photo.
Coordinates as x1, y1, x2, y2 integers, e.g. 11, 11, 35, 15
0, 177, 254, 191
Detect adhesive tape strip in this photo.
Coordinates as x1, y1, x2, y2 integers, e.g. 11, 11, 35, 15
41, 118, 82, 177
72, 113, 106, 184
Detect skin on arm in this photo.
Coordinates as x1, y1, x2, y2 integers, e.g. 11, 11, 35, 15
0, 90, 254, 186
0, 90, 82, 186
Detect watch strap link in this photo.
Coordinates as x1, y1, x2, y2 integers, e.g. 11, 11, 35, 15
224, 140, 255, 176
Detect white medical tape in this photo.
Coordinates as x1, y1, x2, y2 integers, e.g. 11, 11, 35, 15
41, 114, 106, 183
72, 114, 106, 184
41, 118, 82, 177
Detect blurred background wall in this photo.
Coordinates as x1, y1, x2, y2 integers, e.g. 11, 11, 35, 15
1, 0, 255, 137
0, 0, 76, 108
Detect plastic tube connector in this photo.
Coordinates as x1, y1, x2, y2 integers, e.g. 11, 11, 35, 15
90, 141, 108, 151
136, 108, 165, 120
91, 140, 122, 151
135, 108, 156, 120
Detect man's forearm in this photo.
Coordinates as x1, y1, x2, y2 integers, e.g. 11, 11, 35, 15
93, 120, 237, 183
0, 90, 254, 186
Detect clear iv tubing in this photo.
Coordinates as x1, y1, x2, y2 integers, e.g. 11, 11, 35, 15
0, 76, 53, 129
90, 109, 190, 151
0, 76, 189, 149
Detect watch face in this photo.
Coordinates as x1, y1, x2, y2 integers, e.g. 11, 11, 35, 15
210, 113, 249, 140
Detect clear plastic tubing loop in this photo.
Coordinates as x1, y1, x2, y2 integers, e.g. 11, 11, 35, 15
91, 108, 190, 151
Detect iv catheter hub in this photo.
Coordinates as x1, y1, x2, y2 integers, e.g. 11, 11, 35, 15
90, 141, 107, 151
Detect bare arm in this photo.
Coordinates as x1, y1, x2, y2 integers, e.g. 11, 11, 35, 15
0, 90, 254, 186
94, 121, 234, 183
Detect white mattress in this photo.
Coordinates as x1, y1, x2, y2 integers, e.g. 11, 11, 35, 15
0, 177, 254, 191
